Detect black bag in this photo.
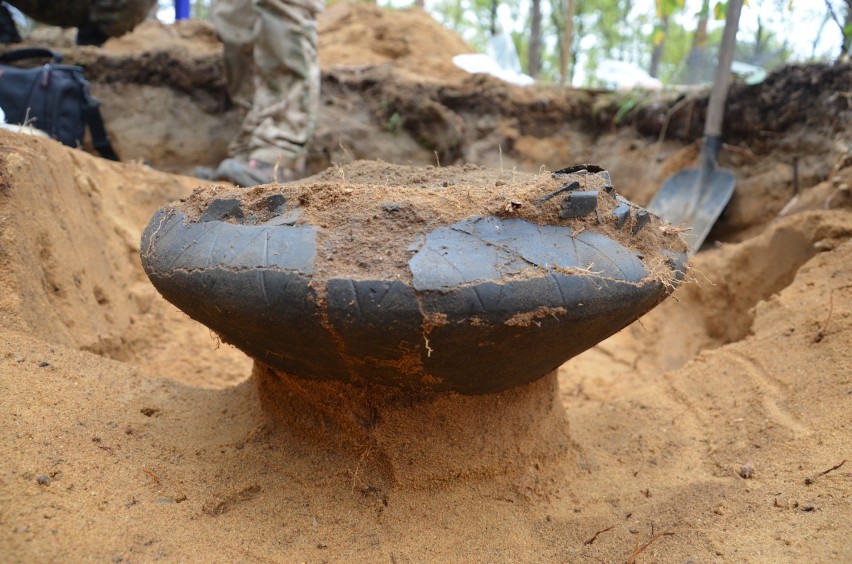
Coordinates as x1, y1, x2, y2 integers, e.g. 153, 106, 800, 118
0, 47, 119, 161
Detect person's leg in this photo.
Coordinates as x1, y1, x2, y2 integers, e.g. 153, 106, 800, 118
76, 18, 108, 46
227, 0, 322, 174
212, 0, 257, 110
0, 3, 22, 44
87, 0, 157, 38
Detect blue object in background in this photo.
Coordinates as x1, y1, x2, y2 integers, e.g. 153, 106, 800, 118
175, 0, 190, 20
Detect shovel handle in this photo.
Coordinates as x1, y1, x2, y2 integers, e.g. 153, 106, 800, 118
705, 0, 743, 138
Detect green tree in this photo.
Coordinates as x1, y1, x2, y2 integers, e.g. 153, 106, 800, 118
549, 0, 577, 84
683, 0, 712, 83
574, 0, 655, 87
740, 0, 794, 69
650, 0, 685, 78
561, 0, 576, 84
824, 0, 852, 58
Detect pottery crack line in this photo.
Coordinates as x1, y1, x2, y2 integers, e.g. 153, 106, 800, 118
348, 278, 364, 319
141, 212, 174, 258
165, 221, 222, 272
204, 223, 223, 268
158, 264, 312, 276
257, 231, 271, 305
448, 226, 550, 272
575, 237, 630, 280
447, 226, 647, 284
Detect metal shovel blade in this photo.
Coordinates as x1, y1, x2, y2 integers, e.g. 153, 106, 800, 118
646, 0, 743, 254
647, 161, 735, 252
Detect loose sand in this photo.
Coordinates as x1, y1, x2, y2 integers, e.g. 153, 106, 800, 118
0, 129, 850, 561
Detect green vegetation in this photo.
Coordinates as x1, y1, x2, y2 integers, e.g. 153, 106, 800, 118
403, 0, 851, 86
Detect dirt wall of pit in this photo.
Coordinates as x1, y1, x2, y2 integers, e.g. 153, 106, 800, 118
5, 6, 849, 248
0, 131, 251, 384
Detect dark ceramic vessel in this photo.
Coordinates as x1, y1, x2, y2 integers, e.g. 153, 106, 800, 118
141, 165, 686, 394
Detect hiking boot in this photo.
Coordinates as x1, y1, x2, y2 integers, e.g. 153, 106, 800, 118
194, 165, 217, 180
214, 158, 297, 187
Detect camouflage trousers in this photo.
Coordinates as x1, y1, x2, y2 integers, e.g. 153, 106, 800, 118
213, 0, 322, 170
9, 0, 156, 37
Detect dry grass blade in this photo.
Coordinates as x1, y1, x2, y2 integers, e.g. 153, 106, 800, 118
584, 525, 614, 545
626, 530, 674, 563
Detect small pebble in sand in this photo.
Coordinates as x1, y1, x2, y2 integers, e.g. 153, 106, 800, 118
36, 475, 50, 485
739, 463, 754, 479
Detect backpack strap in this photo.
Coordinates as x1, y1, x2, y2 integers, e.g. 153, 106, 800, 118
0, 47, 63, 65
70, 70, 120, 161
82, 98, 120, 161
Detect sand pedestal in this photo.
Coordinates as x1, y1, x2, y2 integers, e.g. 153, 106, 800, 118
254, 363, 572, 488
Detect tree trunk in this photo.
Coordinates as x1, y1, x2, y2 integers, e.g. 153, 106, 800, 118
191, 0, 212, 20
821, 0, 852, 58
490, 0, 498, 36
529, 0, 542, 78
685, 0, 711, 84
649, 14, 669, 78
452, 0, 463, 28
754, 12, 766, 56
619, 0, 634, 61
559, 0, 576, 84
415, 0, 425, 8
811, 12, 830, 58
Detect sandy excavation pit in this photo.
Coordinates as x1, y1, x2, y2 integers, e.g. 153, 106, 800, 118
2, 5, 852, 562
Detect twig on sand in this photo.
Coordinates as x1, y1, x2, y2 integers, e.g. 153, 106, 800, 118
338, 139, 353, 162
143, 468, 160, 484
804, 459, 846, 485
722, 142, 756, 159
18, 107, 36, 133
627, 529, 674, 563
812, 291, 834, 343
351, 445, 372, 490
654, 96, 691, 152
584, 525, 614, 545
